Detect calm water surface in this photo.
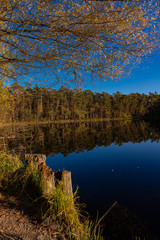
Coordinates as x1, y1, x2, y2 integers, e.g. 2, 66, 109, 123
47, 140, 160, 225
1, 120, 160, 237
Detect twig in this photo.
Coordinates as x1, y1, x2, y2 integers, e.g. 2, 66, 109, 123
95, 201, 118, 230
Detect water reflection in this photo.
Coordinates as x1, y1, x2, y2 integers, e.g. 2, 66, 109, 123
1, 120, 160, 239
0, 120, 160, 155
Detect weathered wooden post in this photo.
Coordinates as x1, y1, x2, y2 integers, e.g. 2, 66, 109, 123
25, 154, 46, 165
24, 154, 73, 198
55, 169, 73, 198
40, 162, 55, 196
24, 154, 55, 196
61, 170, 73, 198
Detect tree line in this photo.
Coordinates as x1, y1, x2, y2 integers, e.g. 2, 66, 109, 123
0, 82, 160, 123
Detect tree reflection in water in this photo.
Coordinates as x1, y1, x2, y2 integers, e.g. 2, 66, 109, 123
1, 120, 160, 239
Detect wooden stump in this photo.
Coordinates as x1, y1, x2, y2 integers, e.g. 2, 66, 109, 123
62, 170, 73, 197
24, 154, 73, 198
25, 154, 46, 165
25, 154, 55, 196
40, 162, 55, 196
55, 170, 73, 198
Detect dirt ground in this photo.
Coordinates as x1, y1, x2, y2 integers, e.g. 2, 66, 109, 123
0, 191, 66, 240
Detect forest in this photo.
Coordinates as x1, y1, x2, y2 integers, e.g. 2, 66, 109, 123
0, 82, 160, 123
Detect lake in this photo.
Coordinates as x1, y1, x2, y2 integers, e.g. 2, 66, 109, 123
1, 120, 160, 238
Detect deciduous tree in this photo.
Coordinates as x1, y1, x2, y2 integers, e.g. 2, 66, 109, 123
0, 0, 159, 84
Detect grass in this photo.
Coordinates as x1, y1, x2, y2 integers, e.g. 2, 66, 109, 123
41, 184, 103, 240
42, 184, 79, 223
0, 151, 104, 240
22, 161, 43, 198
0, 151, 23, 187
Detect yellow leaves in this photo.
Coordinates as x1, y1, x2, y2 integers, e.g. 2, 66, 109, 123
0, 0, 158, 83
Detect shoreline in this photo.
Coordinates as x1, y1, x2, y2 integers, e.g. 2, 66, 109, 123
0, 153, 103, 240
0, 117, 132, 128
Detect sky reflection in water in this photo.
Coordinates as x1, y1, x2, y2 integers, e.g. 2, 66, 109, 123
46, 140, 160, 225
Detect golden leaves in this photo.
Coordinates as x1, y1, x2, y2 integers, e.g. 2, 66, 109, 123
0, 0, 159, 83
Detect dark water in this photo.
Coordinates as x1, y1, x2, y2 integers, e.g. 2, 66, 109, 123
1, 120, 160, 238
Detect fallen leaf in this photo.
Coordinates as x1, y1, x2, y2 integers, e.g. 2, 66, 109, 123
18, 219, 23, 223
16, 212, 21, 215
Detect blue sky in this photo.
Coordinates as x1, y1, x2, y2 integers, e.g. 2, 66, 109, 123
75, 54, 160, 95
50, 53, 160, 95
21, 52, 160, 95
